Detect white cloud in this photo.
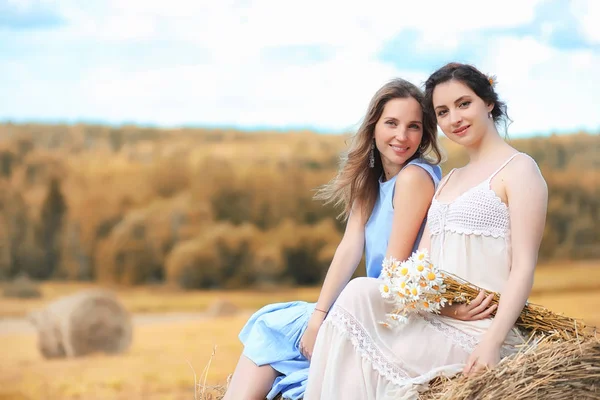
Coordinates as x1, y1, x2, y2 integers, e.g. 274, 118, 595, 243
51, 0, 546, 53
482, 36, 600, 135
1, 0, 598, 137
572, 0, 600, 44
79, 53, 419, 132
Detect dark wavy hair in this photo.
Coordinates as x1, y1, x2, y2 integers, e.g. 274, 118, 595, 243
424, 62, 511, 132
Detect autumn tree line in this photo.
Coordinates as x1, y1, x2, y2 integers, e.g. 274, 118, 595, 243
0, 123, 597, 289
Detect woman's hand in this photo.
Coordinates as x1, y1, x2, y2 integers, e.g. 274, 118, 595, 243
441, 290, 497, 321
299, 311, 327, 361
463, 338, 501, 377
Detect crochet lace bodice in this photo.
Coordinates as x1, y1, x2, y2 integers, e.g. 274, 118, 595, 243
428, 179, 510, 239
428, 153, 529, 240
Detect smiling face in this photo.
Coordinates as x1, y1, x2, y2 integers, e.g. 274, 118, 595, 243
432, 79, 494, 146
373, 97, 423, 176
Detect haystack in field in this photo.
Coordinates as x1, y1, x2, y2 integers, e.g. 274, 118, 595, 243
419, 336, 600, 400
206, 299, 239, 318
28, 289, 132, 358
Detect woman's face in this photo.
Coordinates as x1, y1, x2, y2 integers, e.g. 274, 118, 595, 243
373, 97, 423, 172
432, 79, 494, 146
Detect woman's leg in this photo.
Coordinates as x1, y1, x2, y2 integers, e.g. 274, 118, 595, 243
222, 354, 280, 400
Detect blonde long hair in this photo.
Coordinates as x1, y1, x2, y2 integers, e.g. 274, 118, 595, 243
315, 78, 442, 221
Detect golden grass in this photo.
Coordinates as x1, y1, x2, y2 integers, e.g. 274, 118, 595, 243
2, 261, 598, 319
0, 282, 320, 318
0, 261, 598, 399
0, 314, 252, 400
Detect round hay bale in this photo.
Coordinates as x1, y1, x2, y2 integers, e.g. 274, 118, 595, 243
206, 299, 239, 318
28, 289, 132, 358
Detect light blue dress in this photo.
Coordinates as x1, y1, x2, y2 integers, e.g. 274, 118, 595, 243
238, 158, 442, 399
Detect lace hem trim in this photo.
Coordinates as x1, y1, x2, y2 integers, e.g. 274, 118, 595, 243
421, 314, 520, 359
326, 305, 411, 385
420, 314, 478, 353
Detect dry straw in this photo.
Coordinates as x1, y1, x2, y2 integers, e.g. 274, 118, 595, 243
193, 346, 228, 400
442, 271, 596, 340
419, 336, 600, 400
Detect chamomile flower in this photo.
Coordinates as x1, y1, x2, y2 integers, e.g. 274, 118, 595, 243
393, 289, 405, 299
382, 256, 394, 270
398, 260, 412, 278
406, 281, 421, 301
414, 262, 428, 278
378, 321, 392, 329
411, 249, 429, 263
389, 313, 408, 325
418, 300, 433, 312
379, 282, 393, 299
390, 276, 406, 288
425, 269, 444, 289
432, 294, 448, 309
454, 293, 467, 303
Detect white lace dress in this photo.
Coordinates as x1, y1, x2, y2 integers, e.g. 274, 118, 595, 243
304, 154, 530, 400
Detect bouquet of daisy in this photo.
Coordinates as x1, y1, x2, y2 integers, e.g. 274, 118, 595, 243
378, 250, 593, 340
378, 249, 447, 327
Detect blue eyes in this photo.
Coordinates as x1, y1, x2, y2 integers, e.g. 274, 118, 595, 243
385, 121, 420, 129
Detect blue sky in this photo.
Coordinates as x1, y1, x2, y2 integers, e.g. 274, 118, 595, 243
1, 0, 599, 137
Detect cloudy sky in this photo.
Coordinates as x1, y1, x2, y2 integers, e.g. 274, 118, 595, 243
1, 0, 599, 137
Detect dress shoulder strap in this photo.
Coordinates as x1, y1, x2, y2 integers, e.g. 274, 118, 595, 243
487, 152, 523, 183
434, 168, 457, 198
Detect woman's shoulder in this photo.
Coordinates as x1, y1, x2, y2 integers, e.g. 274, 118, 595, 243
403, 157, 443, 182
504, 152, 543, 178
495, 152, 546, 195
394, 159, 440, 191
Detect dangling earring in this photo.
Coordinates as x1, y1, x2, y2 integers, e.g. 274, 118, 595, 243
369, 140, 375, 168
488, 112, 492, 119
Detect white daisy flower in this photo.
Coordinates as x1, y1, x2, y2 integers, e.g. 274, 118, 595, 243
424, 269, 444, 289
414, 261, 429, 278
406, 281, 421, 301
379, 282, 393, 299
398, 260, 414, 278
430, 295, 447, 311
417, 299, 434, 312
411, 249, 429, 264
378, 321, 393, 329
454, 293, 467, 303
382, 256, 394, 269
386, 312, 409, 325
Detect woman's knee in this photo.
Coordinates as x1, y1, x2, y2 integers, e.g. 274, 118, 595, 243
336, 277, 380, 306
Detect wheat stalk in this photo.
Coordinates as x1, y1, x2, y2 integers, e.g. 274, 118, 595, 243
442, 272, 596, 340
420, 336, 600, 399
